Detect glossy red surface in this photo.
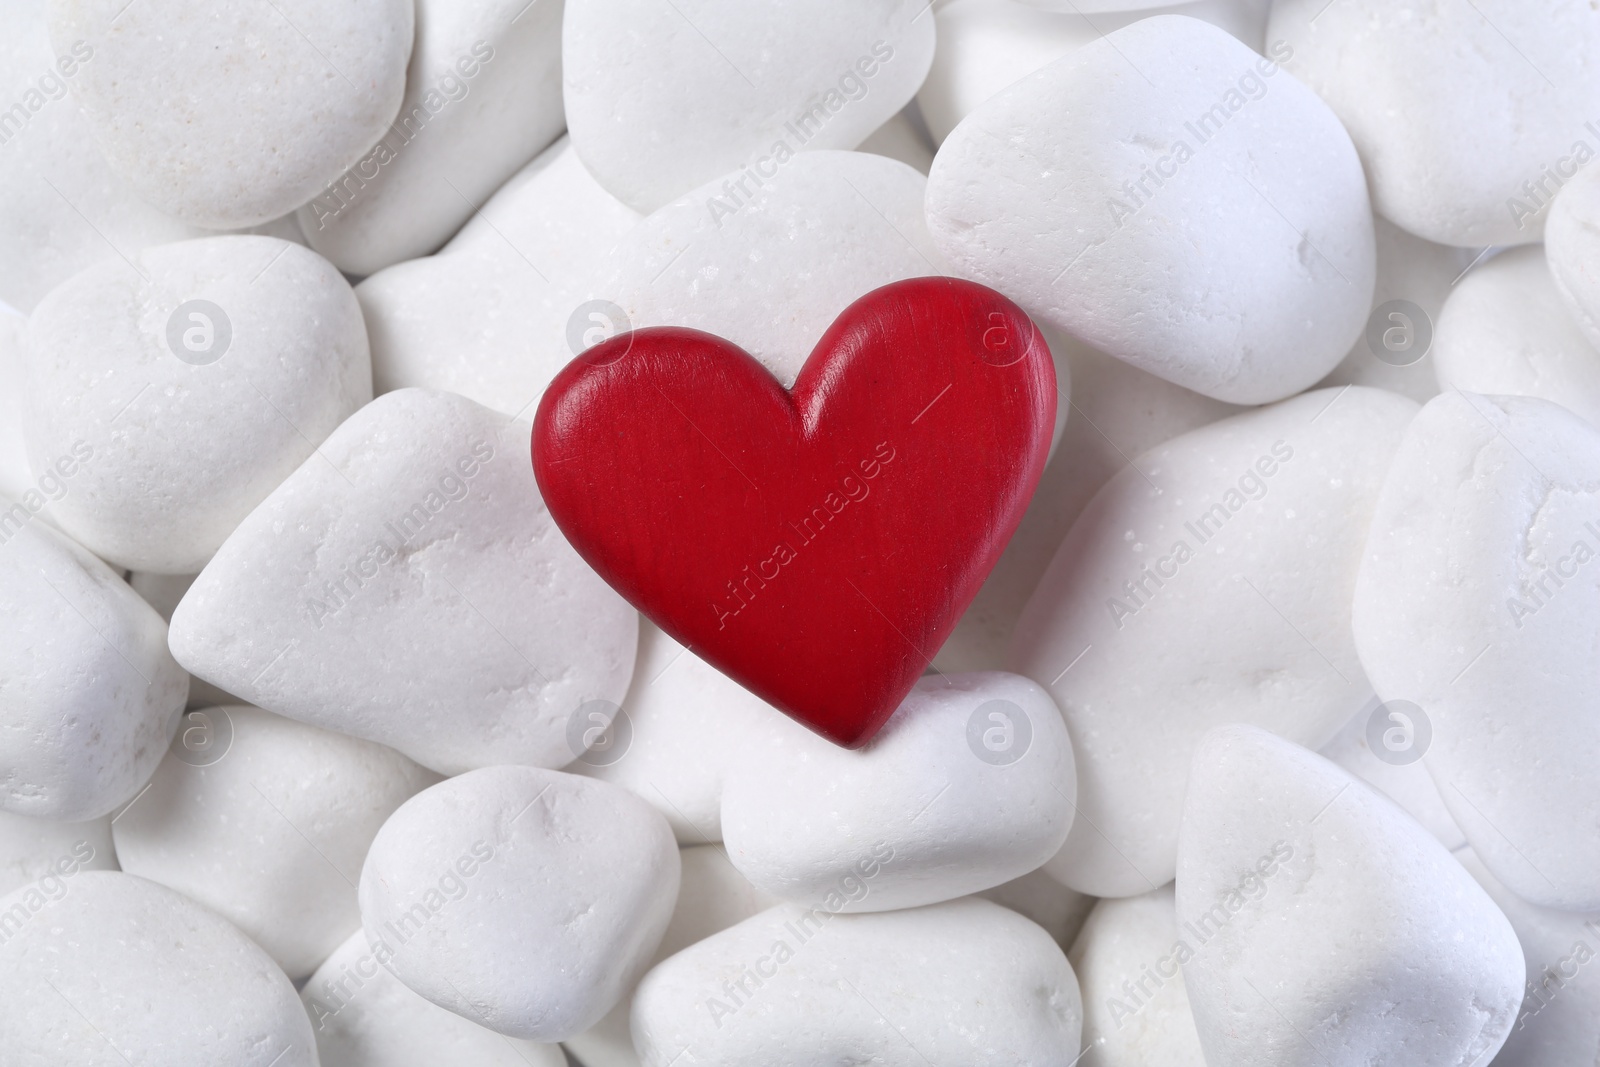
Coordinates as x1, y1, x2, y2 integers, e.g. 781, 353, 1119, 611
533, 277, 1057, 747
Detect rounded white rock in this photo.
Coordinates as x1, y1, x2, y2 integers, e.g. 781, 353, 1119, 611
168, 388, 638, 776
112, 705, 439, 980
357, 137, 641, 415
1010, 386, 1417, 897
22, 235, 373, 574
721, 672, 1076, 911
47, 0, 413, 228
0, 516, 188, 820
927, 16, 1373, 404
359, 766, 680, 1041
1353, 391, 1600, 911
0, 870, 316, 1065
302, 928, 566, 1067
299, 0, 567, 275
0, 0, 207, 312
563, 0, 934, 212
0, 809, 114, 897
1269, 0, 1600, 247
1433, 246, 1600, 427
1176, 725, 1523, 1067
1069, 886, 1206, 1067
631, 896, 1084, 1066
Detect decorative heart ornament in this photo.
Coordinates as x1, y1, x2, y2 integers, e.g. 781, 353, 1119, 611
532, 277, 1056, 746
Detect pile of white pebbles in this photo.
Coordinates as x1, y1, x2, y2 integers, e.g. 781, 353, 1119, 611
2, 0, 1598, 1064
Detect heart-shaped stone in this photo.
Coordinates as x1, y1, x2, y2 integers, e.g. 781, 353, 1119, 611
533, 277, 1056, 747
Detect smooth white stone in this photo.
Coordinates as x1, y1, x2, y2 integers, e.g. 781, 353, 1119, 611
722, 672, 1076, 911
169, 388, 638, 776
1433, 246, 1600, 426
1315, 215, 1479, 405
1269, 0, 1600, 247
563, 0, 934, 212
302, 928, 566, 1067
1353, 390, 1600, 911
0, 0, 206, 312
359, 766, 680, 1041
927, 16, 1373, 404
357, 137, 641, 415
0, 809, 114, 897
48, 0, 413, 228
1457, 848, 1600, 1067
565, 845, 781, 1067
299, 0, 567, 275
935, 335, 1239, 672
113, 705, 438, 980
1069, 887, 1206, 1067
572, 619, 801, 845
0, 516, 187, 820
1318, 702, 1466, 852
631, 897, 1083, 1066
1176, 725, 1523, 1067
1011, 386, 1417, 896
22, 235, 373, 573
916, 0, 1268, 144
0, 871, 316, 1065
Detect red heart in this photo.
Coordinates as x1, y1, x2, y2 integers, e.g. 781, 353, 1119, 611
532, 277, 1057, 748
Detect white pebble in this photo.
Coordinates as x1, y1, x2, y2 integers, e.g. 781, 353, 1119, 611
1176, 725, 1523, 1066
169, 388, 638, 775
632, 896, 1083, 1066
299, 0, 566, 275
359, 766, 680, 1041
563, 0, 934, 212
47, 0, 413, 227
1011, 386, 1416, 896
113, 705, 438, 980
1546, 163, 1600, 350
1434, 246, 1600, 425
0, 871, 316, 1065
1354, 390, 1600, 910
721, 672, 1076, 911
302, 928, 566, 1067
22, 235, 372, 574
1068, 886, 1205, 1067
0, 518, 187, 820
927, 16, 1373, 404
1270, 0, 1600, 246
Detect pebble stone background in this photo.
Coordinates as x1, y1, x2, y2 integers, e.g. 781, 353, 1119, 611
2, 1, 1599, 1065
